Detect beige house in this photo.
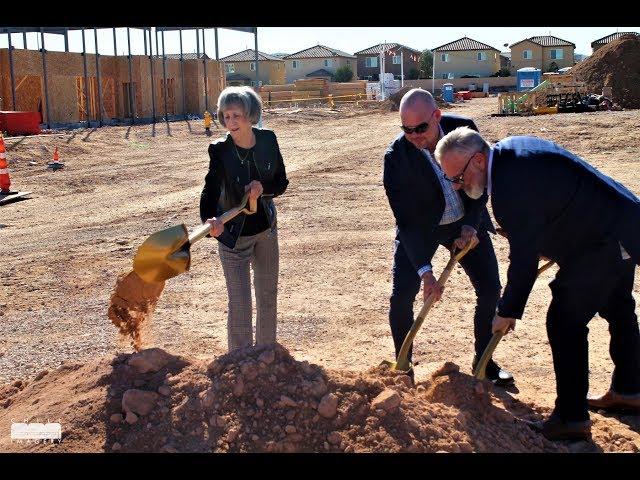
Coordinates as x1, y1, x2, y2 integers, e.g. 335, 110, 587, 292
509, 36, 575, 73
220, 49, 285, 86
283, 45, 356, 83
591, 32, 639, 53
432, 37, 501, 80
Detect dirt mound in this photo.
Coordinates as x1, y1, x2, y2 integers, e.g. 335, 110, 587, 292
107, 271, 165, 351
572, 34, 640, 108
10, 343, 638, 453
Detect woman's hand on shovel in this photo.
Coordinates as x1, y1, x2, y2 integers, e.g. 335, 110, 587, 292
245, 180, 264, 202
493, 315, 516, 335
205, 217, 224, 237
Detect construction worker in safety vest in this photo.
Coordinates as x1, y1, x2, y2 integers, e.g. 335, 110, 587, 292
204, 111, 212, 135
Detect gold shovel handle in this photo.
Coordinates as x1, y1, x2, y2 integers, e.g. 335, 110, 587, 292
188, 193, 258, 245
473, 331, 504, 380
473, 257, 556, 380
393, 242, 475, 371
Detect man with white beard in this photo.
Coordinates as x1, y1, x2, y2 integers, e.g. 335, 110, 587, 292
436, 126, 640, 441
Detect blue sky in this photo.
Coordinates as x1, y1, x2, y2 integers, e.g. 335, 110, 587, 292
1, 27, 637, 58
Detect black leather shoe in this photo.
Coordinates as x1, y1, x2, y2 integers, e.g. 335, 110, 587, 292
472, 357, 515, 387
587, 390, 640, 414
526, 415, 592, 442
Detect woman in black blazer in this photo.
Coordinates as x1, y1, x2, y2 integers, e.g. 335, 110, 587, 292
200, 86, 288, 352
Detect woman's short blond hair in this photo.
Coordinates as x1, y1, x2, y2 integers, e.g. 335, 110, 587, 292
217, 86, 263, 127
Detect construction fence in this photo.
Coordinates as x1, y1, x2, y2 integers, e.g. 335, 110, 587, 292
257, 79, 369, 107
404, 77, 517, 94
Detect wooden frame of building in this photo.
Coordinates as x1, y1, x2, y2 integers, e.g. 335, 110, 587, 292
0, 27, 259, 128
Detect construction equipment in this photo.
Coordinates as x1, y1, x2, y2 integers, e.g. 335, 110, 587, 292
381, 242, 474, 373
473, 258, 556, 380
133, 192, 257, 283
533, 105, 559, 115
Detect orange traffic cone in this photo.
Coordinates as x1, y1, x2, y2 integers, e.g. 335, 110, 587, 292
47, 146, 64, 170
0, 134, 11, 193
0, 134, 32, 205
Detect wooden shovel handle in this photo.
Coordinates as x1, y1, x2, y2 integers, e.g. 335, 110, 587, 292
473, 255, 555, 379
393, 242, 475, 371
188, 193, 258, 245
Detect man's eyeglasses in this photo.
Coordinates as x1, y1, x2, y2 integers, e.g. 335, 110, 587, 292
401, 111, 436, 135
401, 121, 429, 135
444, 151, 477, 184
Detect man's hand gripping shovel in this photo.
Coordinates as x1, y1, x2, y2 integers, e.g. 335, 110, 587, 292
380, 241, 476, 373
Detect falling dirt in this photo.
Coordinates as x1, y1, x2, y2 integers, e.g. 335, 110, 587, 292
107, 271, 165, 351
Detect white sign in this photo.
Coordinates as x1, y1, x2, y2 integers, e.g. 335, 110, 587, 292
520, 79, 535, 88
367, 83, 381, 100
11, 421, 62, 443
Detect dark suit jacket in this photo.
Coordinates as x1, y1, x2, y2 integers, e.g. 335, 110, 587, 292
491, 136, 640, 319
383, 113, 495, 273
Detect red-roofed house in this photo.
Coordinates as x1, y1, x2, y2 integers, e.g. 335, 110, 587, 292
282, 45, 356, 83
354, 43, 421, 80
591, 32, 639, 53
432, 37, 501, 79
220, 49, 285, 86
509, 36, 575, 73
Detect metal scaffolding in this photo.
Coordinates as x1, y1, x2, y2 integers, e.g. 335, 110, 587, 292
0, 26, 258, 128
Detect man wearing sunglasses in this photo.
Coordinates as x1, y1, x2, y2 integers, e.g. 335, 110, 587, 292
436, 127, 640, 441
382, 88, 513, 386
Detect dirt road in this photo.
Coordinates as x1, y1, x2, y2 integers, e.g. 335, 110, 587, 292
1, 97, 639, 450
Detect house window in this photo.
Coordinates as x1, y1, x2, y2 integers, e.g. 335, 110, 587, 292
250, 80, 263, 87
392, 55, 401, 64
324, 59, 331, 67
292, 60, 299, 69
477, 51, 486, 61
442, 72, 454, 79
441, 53, 450, 62
226, 63, 235, 73
365, 56, 378, 68
523, 50, 532, 60
550, 49, 564, 60
250, 62, 256, 71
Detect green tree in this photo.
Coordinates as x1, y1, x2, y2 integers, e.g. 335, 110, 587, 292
491, 68, 512, 77
333, 65, 354, 82
407, 68, 420, 80
419, 49, 433, 79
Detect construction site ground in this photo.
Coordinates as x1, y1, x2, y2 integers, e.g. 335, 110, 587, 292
1, 97, 639, 452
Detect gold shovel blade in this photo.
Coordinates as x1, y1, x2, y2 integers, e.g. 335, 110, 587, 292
379, 359, 413, 373
133, 224, 191, 283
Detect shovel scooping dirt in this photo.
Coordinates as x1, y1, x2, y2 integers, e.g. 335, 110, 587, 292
108, 194, 257, 350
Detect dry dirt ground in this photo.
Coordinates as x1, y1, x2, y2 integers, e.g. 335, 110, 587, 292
1, 97, 639, 451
